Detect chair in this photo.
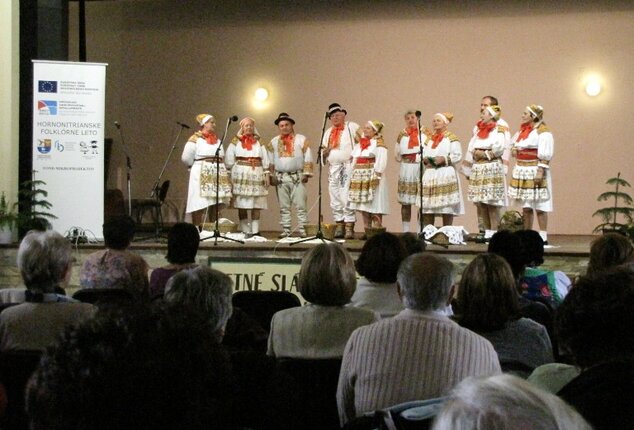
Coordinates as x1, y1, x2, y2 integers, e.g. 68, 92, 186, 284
277, 358, 342, 430
344, 398, 447, 430
0, 350, 43, 430
72, 288, 134, 308
231, 290, 301, 332
133, 180, 170, 237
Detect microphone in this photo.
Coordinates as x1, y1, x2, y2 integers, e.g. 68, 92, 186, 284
229, 115, 238, 122
177, 121, 191, 129
114, 121, 121, 129
415, 111, 422, 118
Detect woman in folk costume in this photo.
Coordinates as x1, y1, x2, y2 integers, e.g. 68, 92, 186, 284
181, 114, 232, 227
395, 111, 429, 233
509, 105, 554, 243
420, 112, 464, 227
347, 120, 390, 238
462, 105, 508, 238
225, 117, 270, 237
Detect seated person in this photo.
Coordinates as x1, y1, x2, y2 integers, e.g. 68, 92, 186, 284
149, 222, 199, 298
0, 230, 95, 351
455, 253, 553, 374
26, 303, 235, 430
80, 215, 149, 298
432, 374, 591, 430
556, 268, 634, 430
586, 232, 634, 275
516, 229, 571, 307
350, 232, 407, 318
268, 243, 377, 359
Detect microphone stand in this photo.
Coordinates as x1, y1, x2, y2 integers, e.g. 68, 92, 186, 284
417, 113, 426, 239
201, 117, 244, 245
291, 112, 333, 245
115, 123, 133, 216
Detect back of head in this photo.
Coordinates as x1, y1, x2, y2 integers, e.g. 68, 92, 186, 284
457, 253, 520, 331
399, 232, 427, 256
26, 303, 234, 430
555, 267, 634, 368
397, 253, 455, 311
164, 266, 233, 336
515, 229, 545, 267
355, 232, 407, 283
432, 374, 592, 430
17, 230, 73, 293
103, 215, 136, 250
488, 230, 525, 280
587, 233, 634, 275
299, 243, 356, 306
166, 222, 200, 264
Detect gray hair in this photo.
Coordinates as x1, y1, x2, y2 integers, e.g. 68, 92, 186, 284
432, 374, 592, 430
299, 243, 357, 306
164, 266, 233, 335
397, 253, 455, 311
17, 230, 73, 293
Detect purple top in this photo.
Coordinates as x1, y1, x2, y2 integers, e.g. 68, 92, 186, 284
149, 267, 181, 298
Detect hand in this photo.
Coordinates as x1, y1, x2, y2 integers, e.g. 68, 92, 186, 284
423, 157, 431, 167
473, 149, 485, 161
436, 156, 445, 166
534, 167, 545, 185
322, 146, 331, 159
301, 175, 309, 184
269, 175, 279, 186
511, 147, 518, 158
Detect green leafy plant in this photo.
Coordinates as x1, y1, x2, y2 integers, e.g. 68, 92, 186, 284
592, 172, 634, 235
0, 191, 18, 230
16, 180, 57, 232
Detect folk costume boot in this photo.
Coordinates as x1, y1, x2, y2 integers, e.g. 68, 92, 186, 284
344, 222, 355, 240
240, 219, 250, 236
334, 221, 345, 239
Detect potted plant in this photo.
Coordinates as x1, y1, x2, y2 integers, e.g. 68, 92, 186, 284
0, 191, 18, 243
592, 172, 634, 236
16, 180, 57, 234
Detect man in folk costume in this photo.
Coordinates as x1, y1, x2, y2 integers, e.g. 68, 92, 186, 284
181, 113, 232, 227
266, 112, 314, 238
321, 103, 359, 239
509, 104, 554, 244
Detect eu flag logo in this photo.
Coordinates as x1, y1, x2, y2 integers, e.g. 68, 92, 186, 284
38, 80, 57, 93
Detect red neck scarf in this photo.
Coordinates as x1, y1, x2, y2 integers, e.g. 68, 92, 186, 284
476, 120, 496, 139
329, 125, 344, 149
359, 136, 371, 151
281, 134, 294, 153
517, 122, 533, 141
201, 131, 217, 145
406, 127, 419, 149
240, 134, 256, 151
431, 131, 444, 149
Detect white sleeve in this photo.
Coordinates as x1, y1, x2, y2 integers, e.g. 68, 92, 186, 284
181, 141, 196, 167
538, 132, 554, 168
374, 145, 388, 174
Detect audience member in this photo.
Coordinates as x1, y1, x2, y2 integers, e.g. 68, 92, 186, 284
350, 232, 407, 318
26, 303, 235, 430
268, 243, 377, 358
399, 232, 427, 255
556, 268, 634, 430
80, 215, 149, 298
337, 253, 500, 425
149, 222, 199, 298
432, 374, 592, 430
586, 232, 634, 275
455, 254, 553, 373
516, 229, 571, 307
0, 230, 95, 351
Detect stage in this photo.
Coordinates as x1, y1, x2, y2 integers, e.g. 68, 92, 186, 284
1, 232, 592, 296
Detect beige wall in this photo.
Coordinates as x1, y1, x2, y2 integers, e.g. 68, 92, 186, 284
0, 0, 20, 217
68, 1, 634, 235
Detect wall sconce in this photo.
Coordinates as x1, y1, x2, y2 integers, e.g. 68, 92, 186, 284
584, 77, 602, 97
254, 87, 269, 102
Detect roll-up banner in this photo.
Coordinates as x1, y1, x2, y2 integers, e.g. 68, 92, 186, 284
32, 60, 107, 240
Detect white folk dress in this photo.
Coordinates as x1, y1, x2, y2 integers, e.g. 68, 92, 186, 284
347, 137, 390, 215
394, 128, 422, 205
225, 135, 269, 209
181, 131, 231, 213
420, 132, 464, 215
508, 123, 554, 212
462, 124, 508, 207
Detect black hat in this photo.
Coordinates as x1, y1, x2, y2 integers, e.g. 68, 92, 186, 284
274, 112, 295, 125
328, 103, 347, 118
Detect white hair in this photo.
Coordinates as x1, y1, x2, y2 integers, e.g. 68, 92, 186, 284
397, 253, 454, 311
432, 374, 592, 430
17, 230, 73, 292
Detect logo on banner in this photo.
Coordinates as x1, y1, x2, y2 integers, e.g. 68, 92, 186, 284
37, 100, 58, 115
38, 80, 58, 93
37, 139, 52, 154
55, 141, 64, 152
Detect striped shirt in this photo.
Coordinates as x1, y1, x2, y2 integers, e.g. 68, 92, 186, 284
337, 309, 501, 424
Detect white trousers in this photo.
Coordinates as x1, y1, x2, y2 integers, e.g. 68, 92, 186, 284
328, 162, 355, 222
275, 172, 307, 229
